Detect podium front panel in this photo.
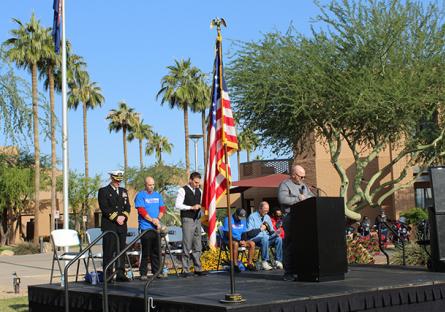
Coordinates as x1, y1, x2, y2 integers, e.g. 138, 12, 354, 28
290, 197, 347, 281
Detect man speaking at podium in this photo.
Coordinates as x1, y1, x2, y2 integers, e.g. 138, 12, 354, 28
278, 164, 314, 281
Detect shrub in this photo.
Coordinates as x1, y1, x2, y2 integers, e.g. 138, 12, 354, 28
400, 207, 428, 225
347, 236, 375, 264
12, 242, 39, 255
391, 242, 429, 266
356, 232, 381, 253
200, 247, 230, 271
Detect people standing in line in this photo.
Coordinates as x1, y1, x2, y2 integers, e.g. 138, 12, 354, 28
134, 176, 166, 280
175, 172, 208, 277
247, 201, 283, 271
222, 208, 257, 272
278, 164, 314, 281
98, 170, 131, 282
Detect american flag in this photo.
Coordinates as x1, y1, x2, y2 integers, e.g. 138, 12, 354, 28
202, 33, 238, 248
52, 0, 62, 53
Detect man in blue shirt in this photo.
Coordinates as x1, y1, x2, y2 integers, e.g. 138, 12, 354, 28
247, 201, 283, 270
222, 208, 256, 272
134, 176, 166, 280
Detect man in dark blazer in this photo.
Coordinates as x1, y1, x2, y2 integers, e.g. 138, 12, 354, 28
98, 170, 131, 282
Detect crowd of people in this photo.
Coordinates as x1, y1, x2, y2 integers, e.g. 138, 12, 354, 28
98, 164, 313, 282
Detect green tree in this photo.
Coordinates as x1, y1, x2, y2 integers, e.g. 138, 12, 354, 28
157, 59, 202, 178
38, 26, 59, 232
229, 0, 445, 220
236, 128, 259, 179
126, 163, 186, 226
0, 49, 32, 143
0, 164, 32, 245
4, 14, 52, 241
127, 117, 153, 169
0, 152, 51, 245
68, 72, 104, 181
190, 78, 211, 171
106, 101, 138, 186
146, 132, 173, 164
68, 71, 104, 227
68, 171, 100, 233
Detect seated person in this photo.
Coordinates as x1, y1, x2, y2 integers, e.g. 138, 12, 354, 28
270, 207, 285, 239
247, 201, 283, 270
223, 208, 256, 272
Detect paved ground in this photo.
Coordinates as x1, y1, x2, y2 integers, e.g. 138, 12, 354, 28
0, 252, 93, 299
0, 253, 53, 299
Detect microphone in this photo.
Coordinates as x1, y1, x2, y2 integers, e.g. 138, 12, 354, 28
309, 185, 328, 196
299, 185, 305, 195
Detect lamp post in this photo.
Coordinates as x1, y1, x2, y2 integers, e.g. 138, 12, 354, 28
188, 134, 203, 172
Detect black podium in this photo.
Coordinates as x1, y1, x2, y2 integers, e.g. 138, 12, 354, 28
290, 197, 347, 282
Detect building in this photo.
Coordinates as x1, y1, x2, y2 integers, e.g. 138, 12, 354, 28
228, 139, 430, 224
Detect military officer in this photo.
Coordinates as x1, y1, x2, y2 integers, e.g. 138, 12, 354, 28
98, 170, 131, 282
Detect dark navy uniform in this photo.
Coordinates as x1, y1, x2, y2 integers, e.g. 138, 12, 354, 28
98, 184, 131, 278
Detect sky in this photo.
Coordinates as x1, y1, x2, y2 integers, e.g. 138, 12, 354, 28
0, 0, 327, 184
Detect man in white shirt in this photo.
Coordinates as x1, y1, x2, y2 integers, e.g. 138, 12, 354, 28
175, 172, 207, 277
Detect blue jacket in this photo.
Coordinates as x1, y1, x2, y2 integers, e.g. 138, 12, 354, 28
247, 211, 274, 239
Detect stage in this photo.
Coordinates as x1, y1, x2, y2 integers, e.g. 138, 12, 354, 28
29, 265, 445, 312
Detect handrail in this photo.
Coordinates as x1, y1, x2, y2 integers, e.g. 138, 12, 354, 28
377, 222, 390, 265
64, 230, 119, 312
103, 229, 151, 312
144, 231, 163, 312
377, 221, 406, 266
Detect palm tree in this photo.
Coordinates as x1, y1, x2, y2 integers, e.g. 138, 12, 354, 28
68, 72, 104, 180
157, 59, 202, 178
68, 72, 104, 227
146, 133, 173, 164
237, 129, 259, 179
4, 14, 52, 242
106, 101, 138, 186
190, 77, 211, 172
128, 117, 153, 169
38, 26, 59, 232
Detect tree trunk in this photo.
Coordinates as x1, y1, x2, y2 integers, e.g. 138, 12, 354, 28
202, 110, 207, 173
139, 139, 143, 169
237, 150, 241, 180
49, 67, 57, 233
247, 150, 251, 162
83, 102, 94, 228
123, 127, 128, 187
184, 105, 190, 178
1, 209, 7, 245
158, 147, 162, 164
32, 63, 40, 244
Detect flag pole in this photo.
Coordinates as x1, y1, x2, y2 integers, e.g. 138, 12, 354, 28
212, 18, 245, 304
61, 0, 70, 231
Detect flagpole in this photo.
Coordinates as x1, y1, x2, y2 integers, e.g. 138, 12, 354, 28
61, 0, 70, 231
212, 18, 245, 304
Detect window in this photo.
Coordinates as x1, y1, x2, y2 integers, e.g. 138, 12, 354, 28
415, 187, 433, 209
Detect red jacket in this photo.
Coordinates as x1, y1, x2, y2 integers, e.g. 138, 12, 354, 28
271, 216, 285, 239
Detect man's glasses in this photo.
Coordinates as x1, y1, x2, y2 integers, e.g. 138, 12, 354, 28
292, 173, 305, 179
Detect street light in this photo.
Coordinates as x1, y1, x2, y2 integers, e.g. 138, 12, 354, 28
189, 134, 203, 172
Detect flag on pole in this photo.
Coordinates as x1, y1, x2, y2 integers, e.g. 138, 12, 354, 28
52, 0, 62, 53
202, 32, 238, 248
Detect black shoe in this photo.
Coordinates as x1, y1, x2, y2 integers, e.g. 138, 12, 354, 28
194, 270, 208, 276
116, 274, 130, 282
139, 275, 148, 281
181, 272, 193, 278
246, 264, 257, 271
234, 265, 241, 273
283, 273, 296, 282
